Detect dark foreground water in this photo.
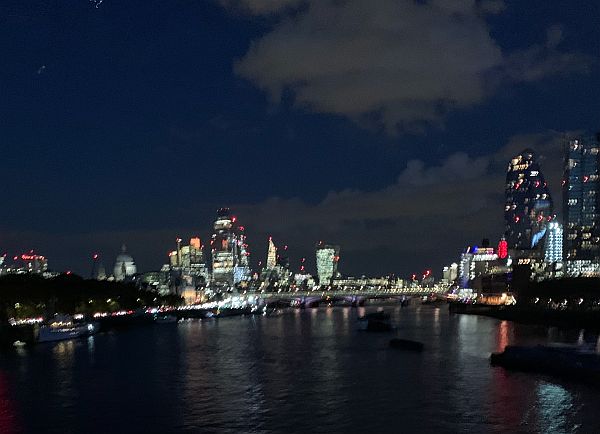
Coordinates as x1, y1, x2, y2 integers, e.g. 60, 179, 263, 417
1, 305, 600, 433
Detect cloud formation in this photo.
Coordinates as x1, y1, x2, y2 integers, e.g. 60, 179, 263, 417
222, 0, 588, 133
0, 132, 568, 276
219, 0, 304, 15
234, 131, 567, 275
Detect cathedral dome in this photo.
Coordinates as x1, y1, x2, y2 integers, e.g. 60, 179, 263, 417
113, 244, 137, 281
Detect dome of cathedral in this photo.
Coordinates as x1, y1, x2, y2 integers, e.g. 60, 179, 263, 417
113, 244, 137, 281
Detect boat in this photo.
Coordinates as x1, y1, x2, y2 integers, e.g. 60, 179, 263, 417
155, 314, 178, 324
389, 338, 424, 352
38, 316, 100, 343
490, 345, 600, 383
357, 310, 393, 332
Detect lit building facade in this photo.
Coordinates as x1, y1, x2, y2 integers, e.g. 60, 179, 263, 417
544, 222, 563, 263
210, 208, 251, 286
563, 136, 600, 276
315, 242, 340, 285
266, 237, 277, 269
5, 251, 49, 274
504, 149, 554, 250
167, 237, 210, 298
113, 244, 137, 281
458, 245, 509, 291
260, 238, 292, 289
442, 263, 458, 284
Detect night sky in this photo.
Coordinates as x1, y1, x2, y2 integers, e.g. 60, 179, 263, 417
2, 0, 600, 277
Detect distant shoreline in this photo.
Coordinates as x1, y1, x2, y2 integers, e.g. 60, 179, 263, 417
449, 302, 600, 331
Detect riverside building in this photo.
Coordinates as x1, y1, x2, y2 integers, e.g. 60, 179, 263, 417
504, 149, 554, 250
315, 242, 340, 286
563, 136, 600, 276
210, 208, 251, 286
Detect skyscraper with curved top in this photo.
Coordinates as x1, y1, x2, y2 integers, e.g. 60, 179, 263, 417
504, 149, 554, 250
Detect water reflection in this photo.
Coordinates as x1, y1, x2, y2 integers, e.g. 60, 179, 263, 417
497, 320, 510, 352
0, 371, 20, 434
535, 383, 577, 433
52, 340, 77, 408
2, 306, 600, 433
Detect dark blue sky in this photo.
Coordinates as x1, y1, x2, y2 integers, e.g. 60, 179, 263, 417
1, 0, 599, 277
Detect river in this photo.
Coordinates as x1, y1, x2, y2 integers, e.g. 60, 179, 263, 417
1, 305, 599, 433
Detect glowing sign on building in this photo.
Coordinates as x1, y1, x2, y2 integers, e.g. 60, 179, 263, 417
498, 239, 508, 259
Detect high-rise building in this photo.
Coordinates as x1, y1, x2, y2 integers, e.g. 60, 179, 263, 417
260, 238, 292, 288
210, 208, 251, 286
504, 149, 554, 250
266, 237, 277, 269
544, 222, 563, 263
233, 229, 251, 285
315, 242, 340, 285
563, 136, 600, 276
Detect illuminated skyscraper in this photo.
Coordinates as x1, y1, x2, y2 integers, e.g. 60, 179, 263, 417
544, 222, 563, 263
210, 208, 251, 285
266, 237, 277, 269
563, 136, 600, 275
315, 242, 339, 285
504, 149, 554, 250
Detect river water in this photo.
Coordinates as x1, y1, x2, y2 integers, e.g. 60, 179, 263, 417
1, 305, 599, 433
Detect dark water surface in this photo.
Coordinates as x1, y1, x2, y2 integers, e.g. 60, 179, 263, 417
1, 306, 600, 433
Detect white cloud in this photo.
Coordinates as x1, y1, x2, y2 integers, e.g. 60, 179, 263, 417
222, 0, 589, 133
218, 0, 304, 15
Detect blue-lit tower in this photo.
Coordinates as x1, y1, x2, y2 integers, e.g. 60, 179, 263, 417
504, 149, 554, 250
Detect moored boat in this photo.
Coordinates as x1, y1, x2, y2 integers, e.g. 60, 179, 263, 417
155, 314, 178, 324
490, 344, 600, 384
358, 310, 393, 332
38, 316, 99, 343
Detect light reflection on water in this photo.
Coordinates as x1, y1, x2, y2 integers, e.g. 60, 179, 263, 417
1, 306, 599, 433
535, 383, 578, 434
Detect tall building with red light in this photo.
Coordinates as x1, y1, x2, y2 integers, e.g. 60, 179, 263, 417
210, 208, 251, 285
504, 149, 554, 250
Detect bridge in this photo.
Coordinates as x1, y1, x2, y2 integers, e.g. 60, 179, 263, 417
254, 285, 449, 307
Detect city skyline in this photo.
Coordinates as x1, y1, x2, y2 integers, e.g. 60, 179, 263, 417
4, 3, 600, 432
2, 1, 600, 277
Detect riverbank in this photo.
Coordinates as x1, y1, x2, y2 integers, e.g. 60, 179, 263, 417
0, 306, 253, 348
449, 302, 600, 331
